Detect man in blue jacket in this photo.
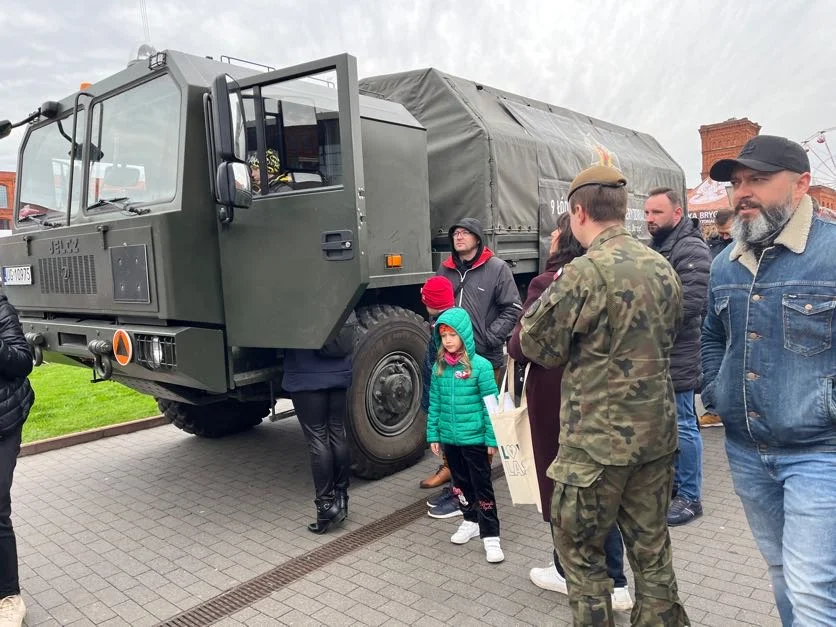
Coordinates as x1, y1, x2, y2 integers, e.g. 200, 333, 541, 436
702, 135, 836, 626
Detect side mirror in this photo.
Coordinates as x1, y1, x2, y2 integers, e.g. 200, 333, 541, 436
217, 161, 252, 210
210, 74, 246, 163
0, 120, 12, 140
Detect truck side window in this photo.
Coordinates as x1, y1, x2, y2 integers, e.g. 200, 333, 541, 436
244, 70, 341, 197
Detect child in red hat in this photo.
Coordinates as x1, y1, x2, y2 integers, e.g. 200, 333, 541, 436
419, 277, 460, 515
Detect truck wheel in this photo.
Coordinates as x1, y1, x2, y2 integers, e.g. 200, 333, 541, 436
158, 398, 268, 438
349, 305, 430, 479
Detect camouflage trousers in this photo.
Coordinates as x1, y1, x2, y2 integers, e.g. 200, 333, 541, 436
551, 446, 690, 627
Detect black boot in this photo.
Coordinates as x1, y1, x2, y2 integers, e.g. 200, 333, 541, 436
336, 488, 349, 518
307, 499, 343, 534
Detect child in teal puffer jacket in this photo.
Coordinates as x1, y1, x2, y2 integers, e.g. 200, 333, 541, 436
427, 307, 504, 563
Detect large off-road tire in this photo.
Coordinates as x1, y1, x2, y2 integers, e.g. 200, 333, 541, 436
158, 398, 268, 438
348, 305, 430, 479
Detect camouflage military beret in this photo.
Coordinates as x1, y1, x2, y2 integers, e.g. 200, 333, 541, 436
567, 165, 627, 202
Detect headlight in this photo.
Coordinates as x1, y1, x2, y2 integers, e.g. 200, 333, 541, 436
135, 334, 176, 371
149, 337, 164, 369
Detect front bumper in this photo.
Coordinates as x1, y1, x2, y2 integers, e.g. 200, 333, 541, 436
21, 317, 228, 393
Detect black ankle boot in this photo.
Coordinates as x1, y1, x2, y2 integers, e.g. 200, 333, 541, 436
307, 499, 342, 534
336, 488, 349, 518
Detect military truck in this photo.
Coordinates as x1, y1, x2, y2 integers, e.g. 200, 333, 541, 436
0, 49, 686, 478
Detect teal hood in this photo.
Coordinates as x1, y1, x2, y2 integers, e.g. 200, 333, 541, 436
434, 307, 476, 357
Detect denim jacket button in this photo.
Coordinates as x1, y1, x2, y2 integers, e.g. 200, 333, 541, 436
752, 294, 762, 302
748, 411, 760, 418
748, 332, 759, 340
804, 303, 813, 311
746, 372, 759, 381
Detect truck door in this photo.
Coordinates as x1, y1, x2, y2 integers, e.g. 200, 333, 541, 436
210, 54, 368, 349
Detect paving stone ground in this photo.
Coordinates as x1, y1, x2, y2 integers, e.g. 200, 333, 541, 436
12, 403, 780, 626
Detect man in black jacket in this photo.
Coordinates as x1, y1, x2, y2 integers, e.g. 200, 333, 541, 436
418, 217, 522, 494
437, 218, 522, 374
645, 188, 712, 526
0, 292, 35, 627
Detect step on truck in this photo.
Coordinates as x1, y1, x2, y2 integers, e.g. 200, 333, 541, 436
0, 48, 686, 478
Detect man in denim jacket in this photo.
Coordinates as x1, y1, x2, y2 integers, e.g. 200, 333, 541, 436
702, 135, 836, 626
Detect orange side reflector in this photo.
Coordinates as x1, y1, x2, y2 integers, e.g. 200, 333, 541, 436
80, 82, 93, 91
385, 254, 403, 269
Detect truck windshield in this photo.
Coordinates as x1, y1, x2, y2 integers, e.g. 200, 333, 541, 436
86, 75, 181, 212
16, 75, 182, 226
16, 109, 87, 226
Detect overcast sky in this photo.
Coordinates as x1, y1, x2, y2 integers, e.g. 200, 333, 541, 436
0, 0, 833, 188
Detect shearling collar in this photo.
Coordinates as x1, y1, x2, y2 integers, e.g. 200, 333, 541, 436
729, 194, 813, 274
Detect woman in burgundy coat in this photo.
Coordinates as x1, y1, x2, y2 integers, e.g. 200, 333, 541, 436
507, 213, 632, 611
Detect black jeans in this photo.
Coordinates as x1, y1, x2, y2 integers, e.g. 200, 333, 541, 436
0, 424, 21, 597
443, 444, 499, 537
551, 520, 628, 589
291, 389, 350, 503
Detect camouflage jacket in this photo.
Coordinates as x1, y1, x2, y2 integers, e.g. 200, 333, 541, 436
519, 225, 683, 466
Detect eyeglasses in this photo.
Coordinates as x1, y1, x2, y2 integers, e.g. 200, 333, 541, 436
452, 229, 472, 238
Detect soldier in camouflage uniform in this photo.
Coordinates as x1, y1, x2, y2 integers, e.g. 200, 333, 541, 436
519, 165, 690, 627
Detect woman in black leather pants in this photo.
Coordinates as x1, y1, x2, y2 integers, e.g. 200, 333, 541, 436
282, 337, 353, 534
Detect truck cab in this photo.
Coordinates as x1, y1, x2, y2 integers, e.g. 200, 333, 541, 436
0, 50, 433, 478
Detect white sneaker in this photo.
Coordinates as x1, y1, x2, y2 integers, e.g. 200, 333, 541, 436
612, 586, 634, 612
0, 595, 26, 627
450, 520, 480, 544
529, 562, 568, 594
483, 537, 504, 563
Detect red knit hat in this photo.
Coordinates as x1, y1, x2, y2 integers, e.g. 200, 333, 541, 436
421, 276, 455, 310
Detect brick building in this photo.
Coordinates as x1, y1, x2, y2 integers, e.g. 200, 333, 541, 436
698, 118, 761, 181
809, 185, 836, 211
0, 171, 15, 230
695, 118, 836, 222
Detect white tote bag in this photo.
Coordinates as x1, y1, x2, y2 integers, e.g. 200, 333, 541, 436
487, 358, 543, 513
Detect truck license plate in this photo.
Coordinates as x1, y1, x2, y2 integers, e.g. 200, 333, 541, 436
2, 266, 32, 286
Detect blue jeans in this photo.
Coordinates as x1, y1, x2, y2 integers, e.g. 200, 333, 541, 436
725, 437, 836, 626
673, 390, 702, 501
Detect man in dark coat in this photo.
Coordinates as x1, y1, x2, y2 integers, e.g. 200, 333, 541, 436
436, 218, 522, 376
706, 208, 734, 260
645, 188, 712, 526
0, 292, 35, 627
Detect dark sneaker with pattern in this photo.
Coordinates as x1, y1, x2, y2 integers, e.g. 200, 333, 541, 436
427, 491, 463, 518
667, 495, 703, 526
427, 485, 452, 508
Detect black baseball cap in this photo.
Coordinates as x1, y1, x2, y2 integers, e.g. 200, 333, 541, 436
710, 135, 810, 182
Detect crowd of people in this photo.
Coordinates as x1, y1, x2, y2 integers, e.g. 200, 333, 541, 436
417, 134, 835, 626
1, 134, 834, 627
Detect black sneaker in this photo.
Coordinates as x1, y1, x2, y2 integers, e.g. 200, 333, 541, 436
427, 485, 452, 508
667, 495, 703, 526
428, 491, 463, 519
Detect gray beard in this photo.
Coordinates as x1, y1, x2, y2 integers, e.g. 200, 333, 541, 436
732, 199, 794, 250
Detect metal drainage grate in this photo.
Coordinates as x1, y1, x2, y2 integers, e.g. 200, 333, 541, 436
157, 464, 505, 626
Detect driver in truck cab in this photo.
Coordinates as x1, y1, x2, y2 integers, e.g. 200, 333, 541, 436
247, 148, 292, 194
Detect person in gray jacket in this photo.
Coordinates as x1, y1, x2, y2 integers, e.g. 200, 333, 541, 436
419, 217, 521, 496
